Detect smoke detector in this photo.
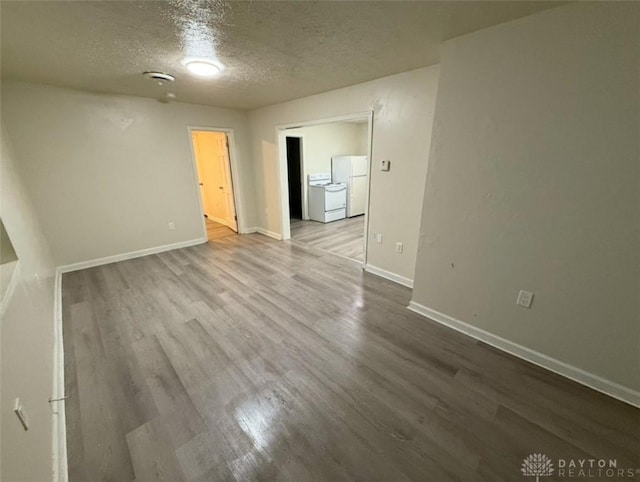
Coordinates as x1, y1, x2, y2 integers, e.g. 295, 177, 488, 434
142, 71, 175, 85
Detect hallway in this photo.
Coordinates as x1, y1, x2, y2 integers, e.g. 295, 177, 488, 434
206, 218, 236, 241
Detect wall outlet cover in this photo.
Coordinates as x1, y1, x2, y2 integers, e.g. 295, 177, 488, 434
517, 290, 534, 308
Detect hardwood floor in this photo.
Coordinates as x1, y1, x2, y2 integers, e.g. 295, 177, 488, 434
62, 233, 639, 481
206, 218, 236, 241
291, 216, 364, 262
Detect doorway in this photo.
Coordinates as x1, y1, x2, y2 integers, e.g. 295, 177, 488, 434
277, 112, 373, 265
286, 136, 303, 219
190, 130, 238, 240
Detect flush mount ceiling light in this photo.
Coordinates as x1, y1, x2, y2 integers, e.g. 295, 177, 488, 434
142, 71, 175, 85
185, 60, 221, 77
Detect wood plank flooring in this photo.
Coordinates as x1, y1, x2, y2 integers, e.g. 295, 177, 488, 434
291, 216, 364, 262
206, 218, 236, 241
62, 233, 639, 481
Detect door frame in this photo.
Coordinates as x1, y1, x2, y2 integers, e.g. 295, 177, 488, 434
187, 126, 243, 238
275, 110, 374, 266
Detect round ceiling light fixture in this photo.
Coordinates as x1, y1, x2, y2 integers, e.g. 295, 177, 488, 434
185, 60, 221, 77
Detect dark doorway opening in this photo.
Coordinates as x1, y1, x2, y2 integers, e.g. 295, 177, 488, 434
286, 136, 303, 219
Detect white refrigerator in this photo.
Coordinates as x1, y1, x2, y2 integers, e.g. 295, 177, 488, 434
331, 156, 368, 217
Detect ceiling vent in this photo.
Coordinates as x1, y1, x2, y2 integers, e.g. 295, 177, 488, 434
142, 71, 175, 85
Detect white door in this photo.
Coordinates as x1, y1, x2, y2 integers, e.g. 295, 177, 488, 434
192, 131, 238, 232
349, 176, 367, 217
193, 132, 214, 218
217, 134, 238, 232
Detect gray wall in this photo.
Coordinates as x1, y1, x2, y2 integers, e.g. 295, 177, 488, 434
1, 82, 255, 266
413, 2, 639, 391
1, 123, 57, 480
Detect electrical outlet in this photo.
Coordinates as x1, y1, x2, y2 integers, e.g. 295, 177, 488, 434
375, 233, 383, 244
168, 221, 175, 231
14, 398, 29, 431
395, 242, 403, 253
517, 290, 534, 308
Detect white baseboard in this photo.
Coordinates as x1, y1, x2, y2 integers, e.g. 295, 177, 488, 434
56, 237, 207, 274
364, 264, 414, 288
257, 227, 283, 240
244, 226, 283, 240
407, 301, 640, 408
52, 270, 68, 482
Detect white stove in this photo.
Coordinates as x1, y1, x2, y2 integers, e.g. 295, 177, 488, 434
307, 173, 347, 223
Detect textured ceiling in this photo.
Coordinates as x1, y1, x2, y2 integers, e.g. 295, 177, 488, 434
1, 1, 563, 110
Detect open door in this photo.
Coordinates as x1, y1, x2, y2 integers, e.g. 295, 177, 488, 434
217, 133, 237, 232
192, 131, 238, 232
193, 132, 213, 218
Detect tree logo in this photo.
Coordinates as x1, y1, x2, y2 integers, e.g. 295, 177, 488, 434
522, 453, 554, 481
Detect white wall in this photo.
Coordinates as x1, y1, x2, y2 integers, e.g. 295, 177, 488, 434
1, 123, 57, 480
286, 122, 367, 220
355, 123, 369, 157
1, 82, 255, 266
249, 66, 440, 280
412, 3, 639, 392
